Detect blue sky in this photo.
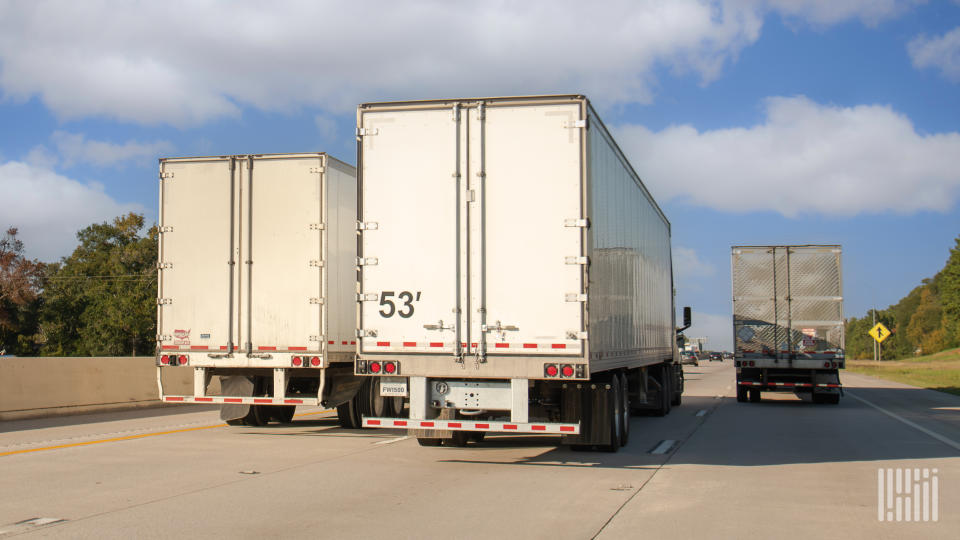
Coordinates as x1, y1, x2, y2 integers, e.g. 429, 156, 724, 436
1, 1, 959, 350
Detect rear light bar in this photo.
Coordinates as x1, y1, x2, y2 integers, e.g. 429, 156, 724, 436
544, 363, 584, 378
290, 356, 321, 367
356, 360, 400, 375
363, 416, 579, 434
159, 355, 188, 366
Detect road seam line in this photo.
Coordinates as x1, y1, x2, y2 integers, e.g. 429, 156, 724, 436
846, 391, 960, 452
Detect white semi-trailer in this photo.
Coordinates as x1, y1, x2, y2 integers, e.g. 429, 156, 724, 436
155, 153, 377, 426
354, 95, 688, 451
731, 245, 844, 404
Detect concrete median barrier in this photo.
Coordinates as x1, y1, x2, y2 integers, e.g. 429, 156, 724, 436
0, 356, 218, 421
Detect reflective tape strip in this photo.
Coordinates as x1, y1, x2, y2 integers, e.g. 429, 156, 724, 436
362, 417, 580, 434
816, 383, 842, 388
162, 395, 319, 406
190, 346, 209, 350
367, 341, 576, 349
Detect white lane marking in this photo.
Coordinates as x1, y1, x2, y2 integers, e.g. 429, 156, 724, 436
847, 392, 960, 452
695, 410, 707, 417
650, 440, 676, 454
374, 435, 410, 446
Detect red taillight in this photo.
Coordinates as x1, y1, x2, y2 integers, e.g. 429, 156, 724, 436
369, 361, 381, 373
561, 365, 574, 377
545, 364, 558, 377
310, 356, 321, 367
292, 356, 303, 367
748, 361, 755, 367
179, 355, 188, 366
384, 361, 396, 374
160, 355, 170, 365
824, 361, 831, 368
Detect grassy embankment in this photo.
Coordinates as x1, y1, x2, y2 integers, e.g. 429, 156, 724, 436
847, 348, 960, 397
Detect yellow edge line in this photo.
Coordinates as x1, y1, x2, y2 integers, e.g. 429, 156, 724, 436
0, 408, 335, 458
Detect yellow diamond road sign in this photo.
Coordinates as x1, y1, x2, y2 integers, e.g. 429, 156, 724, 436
869, 323, 891, 344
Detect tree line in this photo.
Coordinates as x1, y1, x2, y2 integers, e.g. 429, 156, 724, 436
845, 235, 960, 360
0, 213, 157, 356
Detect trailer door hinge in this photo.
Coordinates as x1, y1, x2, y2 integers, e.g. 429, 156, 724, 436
157, 334, 172, 341
309, 297, 324, 305
563, 119, 587, 129
159, 226, 174, 233
309, 167, 325, 174
309, 223, 325, 231
157, 262, 173, 269
356, 127, 379, 137
309, 260, 324, 268
309, 335, 322, 342
357, 293, 378, 301
157, 298, 173, 305
467, 189, 476, 202
160, 172, 174, 179
565, 293, 587, 302
564, 218, 589, 228
565, 256, 588, 265
357, 221, 379, 231
567, 331, 588, 340
357, 329, 378, 338
356, 257, 379, 266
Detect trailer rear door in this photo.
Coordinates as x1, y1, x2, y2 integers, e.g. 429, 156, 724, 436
473, 102, 583, 355
358, 107, 460, 355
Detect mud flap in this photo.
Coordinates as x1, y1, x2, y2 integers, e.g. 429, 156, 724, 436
219, 376, 255, 421
561, 382, 611, 446
407, 408, 455, 439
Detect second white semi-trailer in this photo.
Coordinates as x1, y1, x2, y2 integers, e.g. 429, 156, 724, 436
354, 95, 689, 451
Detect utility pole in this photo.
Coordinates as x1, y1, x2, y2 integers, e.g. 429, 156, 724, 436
873, 309, 878, 362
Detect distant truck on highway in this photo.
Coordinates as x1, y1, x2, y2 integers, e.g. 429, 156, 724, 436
731, 245, 844, 404
154, 153, 378, 426
353, 95, 689, 451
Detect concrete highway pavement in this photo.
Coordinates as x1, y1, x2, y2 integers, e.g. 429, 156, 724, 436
1, 362, 957, 539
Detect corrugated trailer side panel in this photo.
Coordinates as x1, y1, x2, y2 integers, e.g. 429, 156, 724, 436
325, 156, 358, 362
586, 106, 674, 373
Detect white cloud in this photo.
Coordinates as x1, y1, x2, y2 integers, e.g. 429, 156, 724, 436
763, 0, 922, 26
673, 246, 716, 293
48, 131, 173, 168
684, 311, 733, 352
908, 26, 960, 82
674, 246, 716, 278
616, 96, 960, 216
0, 1, 918, 126
313, 114, 337, 142
0, 161, 146, 261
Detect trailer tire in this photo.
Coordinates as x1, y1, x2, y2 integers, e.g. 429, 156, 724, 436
449, 431, 471, 447
417, 437, 443, 447
600, 375, 623, 453
749, 389, 761, 403
736, 386, 748, 403
619, 373, 630, 447
336, 391, 363, 429
670, 371, 682, 407
272, 405, 296, 424
654, 365, 672, 416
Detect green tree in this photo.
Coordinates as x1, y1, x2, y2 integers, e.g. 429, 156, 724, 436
0, 227, 44, 355
39, 213, 157, 356
940, 235, 960, 348
906, 286, 944, 355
